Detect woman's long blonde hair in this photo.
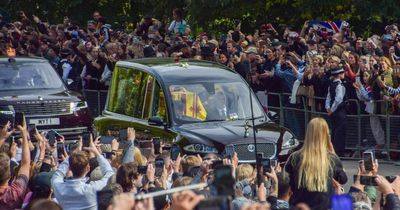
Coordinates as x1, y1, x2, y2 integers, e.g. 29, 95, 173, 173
297, 117, 333, 192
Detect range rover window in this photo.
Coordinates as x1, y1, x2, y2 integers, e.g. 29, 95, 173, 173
168, 81, 264, 124
0, 62, 64, 91
107, 66, 152, 118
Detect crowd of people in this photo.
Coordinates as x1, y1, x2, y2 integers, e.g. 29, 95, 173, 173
0, 117, 400, 210
1, 9, 400, 152
1, 8, 400, 210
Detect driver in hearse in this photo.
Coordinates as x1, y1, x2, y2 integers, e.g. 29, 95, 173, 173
205, 90, 237, 121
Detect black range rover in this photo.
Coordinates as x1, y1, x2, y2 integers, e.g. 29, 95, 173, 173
0, 57, 91, 140
95, 58, 300, 162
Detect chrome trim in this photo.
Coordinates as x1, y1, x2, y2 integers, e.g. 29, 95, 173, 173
25, 113, 73, 117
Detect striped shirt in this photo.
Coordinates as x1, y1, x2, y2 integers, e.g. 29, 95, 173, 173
387, 86, 400, 95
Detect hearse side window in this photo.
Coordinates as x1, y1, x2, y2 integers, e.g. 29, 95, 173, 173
152, 82, 167, 122
141, 74, 155, 119
107, 66, 151, 118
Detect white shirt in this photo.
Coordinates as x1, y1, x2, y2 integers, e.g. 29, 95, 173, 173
51, 155, 115, 210
61, 59, 72, 82
168, 20, 186, 33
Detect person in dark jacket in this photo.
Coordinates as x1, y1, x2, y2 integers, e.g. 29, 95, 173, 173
285, 117, 347, 210
325, 67, 347, 156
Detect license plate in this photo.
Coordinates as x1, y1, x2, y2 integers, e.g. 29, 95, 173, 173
29, 118, 60, 126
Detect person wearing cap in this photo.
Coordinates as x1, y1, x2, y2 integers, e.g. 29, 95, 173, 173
244, 46, 263, 86
325, 67, 347, 156
98, 17, 111, 47
135, 14, 162, 36
22, 172, 54, 209
57, 48, 74, 82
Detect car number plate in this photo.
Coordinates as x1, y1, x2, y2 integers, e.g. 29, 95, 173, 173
29, 118, 60, 126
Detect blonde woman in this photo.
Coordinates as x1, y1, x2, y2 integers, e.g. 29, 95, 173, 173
284, 117, 347, 210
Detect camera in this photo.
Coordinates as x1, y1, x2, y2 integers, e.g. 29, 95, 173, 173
373, 64, 382, 72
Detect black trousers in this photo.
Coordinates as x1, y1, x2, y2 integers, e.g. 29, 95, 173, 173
331, 108, 346, 155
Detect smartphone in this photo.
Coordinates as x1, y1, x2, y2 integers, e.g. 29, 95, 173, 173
14, 112, 25, 127
57, 143, 65, 159
359, 175, 377, 186
212, 165, 235, 197
28, 124, 37, 140
224, 145, 234, 160
195, 196, 232, 210
355, 76, 361, 84
51, 129, 62, 139
270, 159, 278, 168
331, 194, 352, 210
67, 140, 78, 152
118, 129, 127, 141
153, 137, 161, 155
82, 131, 91, 148
261, 158, 271, 173
40, 162, 52, 172
6, 136, 14, 146
170, 144, 181, 161
47, 130, 56, 146
138, 165, 148, 174
256, 153, 263, 167
256, 153, 264, 186
155, 158, 164, 168
363, 151, 374, 171
103, 152, 113, 159
100, 136, 114, 144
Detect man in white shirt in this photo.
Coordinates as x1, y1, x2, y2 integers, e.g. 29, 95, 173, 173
51, 137, 114, 210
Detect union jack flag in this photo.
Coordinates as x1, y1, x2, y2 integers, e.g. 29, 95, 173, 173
310, 20, 349, 34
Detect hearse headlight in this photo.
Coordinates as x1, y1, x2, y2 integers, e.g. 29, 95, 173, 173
281, 131, 299, 150
70, 101, 88, 112
184, 144, 218, 153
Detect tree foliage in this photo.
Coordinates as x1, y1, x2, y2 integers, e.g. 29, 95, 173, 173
3, 0, 400, 36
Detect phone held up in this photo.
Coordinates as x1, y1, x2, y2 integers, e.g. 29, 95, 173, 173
363, 150, 375, 171
153, 137, 161, 155
82, 131, 92, 148
170, 144, 181, 161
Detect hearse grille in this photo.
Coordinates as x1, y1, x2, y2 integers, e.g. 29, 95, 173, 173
13, 102, 72, 116
234, 143, 276, 161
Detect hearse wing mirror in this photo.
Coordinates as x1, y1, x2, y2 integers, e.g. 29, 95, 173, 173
148, 116, 165, 127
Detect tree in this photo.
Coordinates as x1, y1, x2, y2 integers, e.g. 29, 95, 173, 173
3, 0, 400, 36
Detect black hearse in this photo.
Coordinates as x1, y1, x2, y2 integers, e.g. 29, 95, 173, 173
94, 58, 299, 162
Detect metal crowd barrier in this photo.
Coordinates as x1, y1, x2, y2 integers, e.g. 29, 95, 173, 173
81, 78, 109, 117
264, 92, 400, 161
